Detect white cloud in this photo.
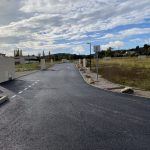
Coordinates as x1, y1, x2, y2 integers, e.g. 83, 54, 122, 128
101, 41, 124, 50
101, 28, 150, 40
120, 28, 150, 37
101, 34, 114, 39
130, 38, 150, 45
0, 0, 149, 55
72, 46, 84, 54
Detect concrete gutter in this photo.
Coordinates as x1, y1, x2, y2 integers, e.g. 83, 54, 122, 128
0, 95, 8, 104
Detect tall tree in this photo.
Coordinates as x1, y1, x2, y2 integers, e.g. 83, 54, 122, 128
20, 50, 22, 56
48, 51, 51, 59
16, 49, 20, 57
43, 50, 45, 58
105, 47, 113, 57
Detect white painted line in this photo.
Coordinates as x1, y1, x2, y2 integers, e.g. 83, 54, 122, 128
11, 95, 16, 99
24, 88, 28, 91
32, 83, 35, 86
28, 85, 32, 88
18, 91, 23, 94
35, 82, 38, 84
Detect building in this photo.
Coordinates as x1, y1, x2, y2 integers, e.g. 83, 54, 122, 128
14, 55, 39, 64
62, 59, 69, 63
0, 53, 6, 57
14, 56, 25, 64
0, 57, 15, 83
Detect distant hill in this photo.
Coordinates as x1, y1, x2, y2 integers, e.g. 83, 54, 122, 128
39, 44, 150, 61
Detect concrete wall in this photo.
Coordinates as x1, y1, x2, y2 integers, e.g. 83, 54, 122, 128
0, 57, 15, 83
15, 57, 25, 64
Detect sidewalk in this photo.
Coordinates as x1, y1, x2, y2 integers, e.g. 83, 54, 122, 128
78, 66, 150, 99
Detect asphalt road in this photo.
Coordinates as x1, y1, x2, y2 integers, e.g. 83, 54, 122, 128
0, 63, 150, 150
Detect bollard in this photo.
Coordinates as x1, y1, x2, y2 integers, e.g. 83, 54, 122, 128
83, 58, 87, 68
40, 59, 46, 70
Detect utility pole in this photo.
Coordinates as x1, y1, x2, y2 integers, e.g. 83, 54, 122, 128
87, 42, 92, 70
94, 45, 100, 81
96, 51, 99, 81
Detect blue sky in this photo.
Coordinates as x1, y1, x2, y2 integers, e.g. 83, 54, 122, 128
0, 0, 150, 56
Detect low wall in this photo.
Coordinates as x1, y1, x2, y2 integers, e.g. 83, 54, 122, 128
0, 57, 15, 83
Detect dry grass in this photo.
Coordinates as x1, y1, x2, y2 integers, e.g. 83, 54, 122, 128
15, 63, 40, 72
15, 61, 53, 72
91, 57, 150, 90
99, 57, 150, 69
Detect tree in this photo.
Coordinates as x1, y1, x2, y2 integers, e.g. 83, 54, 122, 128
42, 50, 45, 58
105, 47, 113, 57
19, 50, 22, 56
136, 46, 139, 50
148, 47, 150, 55
144, 44, 149, 49
142, 44, 150, 55
15, 49, 20, 57
48, 51, 51, 59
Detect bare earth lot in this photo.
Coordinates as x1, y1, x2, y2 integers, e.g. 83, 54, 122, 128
92, 57, 150, 90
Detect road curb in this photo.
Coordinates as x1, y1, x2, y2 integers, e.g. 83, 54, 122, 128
14, 63, 56, 79
14, 70, 39, 80
0, 95, 9, 105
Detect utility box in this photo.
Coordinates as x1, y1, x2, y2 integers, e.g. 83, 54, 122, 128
0, 57, 15, 83
40, 59, 46, 70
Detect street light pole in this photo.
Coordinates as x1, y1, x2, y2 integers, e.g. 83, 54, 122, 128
87, 42, 92, 70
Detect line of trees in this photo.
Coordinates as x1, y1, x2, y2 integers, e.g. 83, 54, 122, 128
15, 44, 150, 61
98, 44, 150, 58
14, 49, 23, 57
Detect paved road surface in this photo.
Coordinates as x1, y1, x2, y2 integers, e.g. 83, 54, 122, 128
0, 63, 150, 150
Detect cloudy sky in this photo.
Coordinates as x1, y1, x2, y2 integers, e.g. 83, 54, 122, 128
0, 0, 150, 56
